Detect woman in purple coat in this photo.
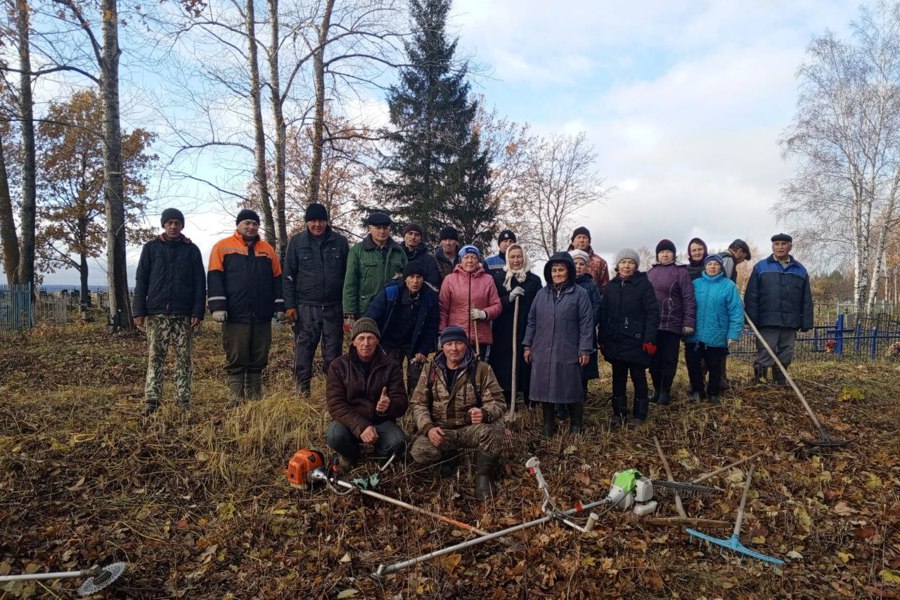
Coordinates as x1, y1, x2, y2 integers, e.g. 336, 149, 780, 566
646, 239, 696, 405
523, 253, 594, 436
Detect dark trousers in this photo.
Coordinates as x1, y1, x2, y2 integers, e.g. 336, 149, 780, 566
384, 347, 424, 396
325, 421, 407, 462
685, 342, 727, 397
610, 360, 649, 419
222, 321, 272, 376
292, 304, 343, 385
649, 331, 682, 394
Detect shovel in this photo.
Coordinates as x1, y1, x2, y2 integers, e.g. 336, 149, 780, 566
744, 312, 849, 447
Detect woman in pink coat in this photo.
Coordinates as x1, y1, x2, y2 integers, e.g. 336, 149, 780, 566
439, 245, 502, 359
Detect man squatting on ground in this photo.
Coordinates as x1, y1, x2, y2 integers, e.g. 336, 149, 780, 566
283, 203, 349, 395
133, 208, 206, 416
410, 325, 506, 501
207, 209, 285, 407
325, 317, 408, 470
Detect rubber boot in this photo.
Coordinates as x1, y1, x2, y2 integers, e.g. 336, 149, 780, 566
772, 365, 788, 387
568, 402, 585, 434
630, 397, 649, 427
658, 391, 671, 406
708, 394, 720, 404
226, 373, 245, 408
296, 380, 311, 397
754, 366, 766, 383
475, 451, 499, 501
245, 372, 263, 400
609, 396, 627, 428
541, 403, 556, 438
439, 451, 460, 478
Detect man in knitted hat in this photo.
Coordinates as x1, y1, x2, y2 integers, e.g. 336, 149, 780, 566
208, 208, 285, 407
409, 326, 506, 500
568, 226, 610, 290
364, 261, 440, 394
433, 225, 461, 283
133, 208, 206, 416
485, 229, 516, 273
283, 203, 349, 395
745, 233, 813, 385
325, 317, 409, 470
400, 223, 440, 288
343, 212, 407, 323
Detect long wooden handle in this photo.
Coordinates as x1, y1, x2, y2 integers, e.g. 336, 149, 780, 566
733, 463, 756, 538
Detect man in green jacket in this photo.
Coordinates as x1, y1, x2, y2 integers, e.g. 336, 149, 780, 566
343, 212, 407, 325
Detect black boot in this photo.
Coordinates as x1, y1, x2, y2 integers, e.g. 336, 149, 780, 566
542, 403, 556, 438
568, 402, 585, 434
772, 365, 788, 387
609, 396, 627, 428
439, 452, 460, 478
753, 366, 766, 383
475, 452, 499, 501
658, 391, 671, 406
245, 372, 263, 400
226, 373, 245, 408
631, 397, 649, 427
707, 394, 720, 404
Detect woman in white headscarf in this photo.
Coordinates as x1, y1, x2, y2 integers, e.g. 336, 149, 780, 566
489, 243, 543, 408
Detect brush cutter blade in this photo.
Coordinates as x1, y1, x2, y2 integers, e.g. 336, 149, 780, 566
685, 530, 784, 565
803, 436, 850, 448
651, 480, 721, 498
77, 562, 127, 596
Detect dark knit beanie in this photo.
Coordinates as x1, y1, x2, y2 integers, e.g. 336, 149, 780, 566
403, 262, 426, 278
439, 226, 459, 241
439, 325, 468, 347
236, 209, 261, 225
704, 254, 724, 267
498, 229, 516, 243
350, 317, 381, 341
161, 208, 185, 226
403, 223, 424, 236
571, 226, 591, 241
304, 203, 328, 222
655, 239, 677, 256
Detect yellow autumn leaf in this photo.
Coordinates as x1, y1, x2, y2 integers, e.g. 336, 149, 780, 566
217, 502, 235, 521
836, 551, 852, 563
751, 536, 766, 544
438, 553, 462, 572
880, 569, 900, 584
865, 474, 883, 490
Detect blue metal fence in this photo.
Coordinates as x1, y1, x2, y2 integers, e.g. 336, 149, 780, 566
730, 314, 900, 362
0, 284, 34, 331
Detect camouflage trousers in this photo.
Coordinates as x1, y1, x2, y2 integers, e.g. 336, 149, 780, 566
145, 315, 194, 407
410, 422, 503, 464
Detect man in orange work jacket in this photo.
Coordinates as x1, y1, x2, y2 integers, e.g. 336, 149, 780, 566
208, 209, 285, 407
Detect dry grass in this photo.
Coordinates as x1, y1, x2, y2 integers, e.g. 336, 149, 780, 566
0, 322, 898, 599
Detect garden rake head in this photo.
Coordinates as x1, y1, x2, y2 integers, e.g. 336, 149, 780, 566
651, 480, 721, 499
685, 464, 784, 566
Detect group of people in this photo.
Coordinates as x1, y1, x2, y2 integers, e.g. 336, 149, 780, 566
132, 204, 815, 499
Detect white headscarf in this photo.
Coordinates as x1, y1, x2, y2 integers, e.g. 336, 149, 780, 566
502, 244, 532, 291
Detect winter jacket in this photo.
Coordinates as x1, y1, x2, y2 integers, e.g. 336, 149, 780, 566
599, 271, 660, 366
343, 235, 407, 316
489, 269, 542, 392
207, 231, 284, 323
566, 244, 610, 290
433, 246, 458, 283
439, 264, 502, 345
523, 254, 595, 404
720, 249, 739, 284
574, 272, 602, 381
646, 262, 696, 334
133, 234, 206, 319
402, 243, 441, 288
410, 348, 505, 431
363, 281, 439, 357
686, 271, 744, 348
283, 227, 349, 308
745, 254, 814, 331
484, 252, 505, 273
326, 347, 409, 438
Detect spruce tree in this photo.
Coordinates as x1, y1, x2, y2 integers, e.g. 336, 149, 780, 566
377, 0, 495, 247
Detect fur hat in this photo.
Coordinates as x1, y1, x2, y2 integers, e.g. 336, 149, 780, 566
161, 208, 185, 227
614, 248, 640, 270
350, 317, 380, 341
236, 209, 260, 225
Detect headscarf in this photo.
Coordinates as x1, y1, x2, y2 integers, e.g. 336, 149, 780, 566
502, 243, 532, 291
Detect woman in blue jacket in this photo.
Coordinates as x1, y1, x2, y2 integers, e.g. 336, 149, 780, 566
684, 254, 744, 404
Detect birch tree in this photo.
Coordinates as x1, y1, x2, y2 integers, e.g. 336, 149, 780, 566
780, 1, 900, 314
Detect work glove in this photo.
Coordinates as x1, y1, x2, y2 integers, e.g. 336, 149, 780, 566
212, 310, 228, 323
284, 308, 297, 323
470, 308, 487, 320
682, 326, 694, 336
509, 287, 525, 303
274, 311, 286, 323
343, 313, 355, 333
642, 342, 657, 356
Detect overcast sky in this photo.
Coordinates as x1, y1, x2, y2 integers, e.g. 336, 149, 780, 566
30, 0, 864, 286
